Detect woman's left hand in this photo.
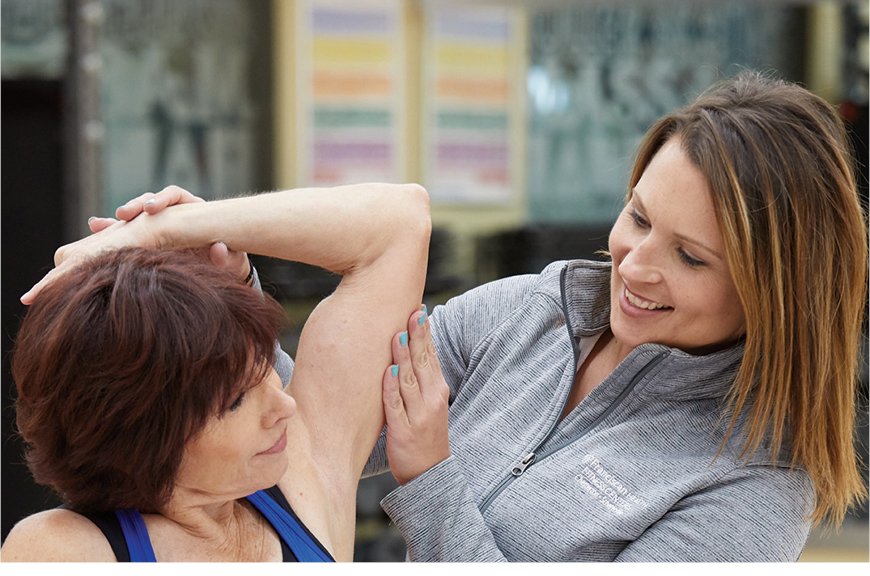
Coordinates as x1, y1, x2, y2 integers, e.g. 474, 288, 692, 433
382, 307, 451, 485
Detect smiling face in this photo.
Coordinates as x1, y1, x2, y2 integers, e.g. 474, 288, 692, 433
173, 368, 296, 503
608, 136, 746, 355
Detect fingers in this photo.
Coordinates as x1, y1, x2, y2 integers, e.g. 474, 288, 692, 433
392, 329, 425, 418
20, 266, 64, 305
387, 305, 450, 423
382, 364, 409, 429
406, 306, 448, 404
208, 242, 230, 268
142, 185, 204, 215
115, 185, 203, 221
208, 244, 251, 281
88, 216, 118, 233
115, 191, 156, 221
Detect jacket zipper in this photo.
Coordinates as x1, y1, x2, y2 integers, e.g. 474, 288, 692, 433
478, 351, 666, 513
477, 265, 668, 514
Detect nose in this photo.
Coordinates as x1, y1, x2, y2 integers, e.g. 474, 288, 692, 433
262, 381, 296, 428
618, 236, 664, 285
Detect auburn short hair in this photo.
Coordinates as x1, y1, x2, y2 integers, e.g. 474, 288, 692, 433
12, 247, 286, 513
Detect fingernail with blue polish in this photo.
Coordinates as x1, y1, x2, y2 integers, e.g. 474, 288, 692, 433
399, 332, 408, 347
421, 304, 428, 314
391, 365, 399, 377
418, 311, 427, 326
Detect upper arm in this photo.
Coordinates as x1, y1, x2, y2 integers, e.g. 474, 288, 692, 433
1, 509, 116, 562
616, 466, 815, 562
287, 186, 430, 482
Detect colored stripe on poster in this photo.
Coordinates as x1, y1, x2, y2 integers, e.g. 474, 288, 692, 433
312, 8, 392, 34
436, 77, 509, 103
313, 72, 392, 98
315, 140, 392, 161
315, 108, 392, 128
313, 38, 393, 65
437, 111, 507, 130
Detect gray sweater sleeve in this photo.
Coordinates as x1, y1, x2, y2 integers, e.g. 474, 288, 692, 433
615, 465, 815, 562
380, 456, 510, 561
250, 265, 294, 387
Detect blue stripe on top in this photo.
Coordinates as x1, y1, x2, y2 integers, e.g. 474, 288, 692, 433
246, 490, 334, 562
114, 508, 157, 562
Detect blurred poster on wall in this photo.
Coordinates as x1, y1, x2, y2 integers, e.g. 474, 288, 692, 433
100, 0, 272, 213
422, 3, 523, 204
296, 0, 405, 186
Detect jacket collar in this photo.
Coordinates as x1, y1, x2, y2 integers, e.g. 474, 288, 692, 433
560, 260, 744, 400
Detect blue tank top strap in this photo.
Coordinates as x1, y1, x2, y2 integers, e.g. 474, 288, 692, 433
115, 508, 157, 562
245, 489, 334, 562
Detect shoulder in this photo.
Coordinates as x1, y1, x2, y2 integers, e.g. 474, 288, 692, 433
1, 508, 116, 562
443, 260, 572, 315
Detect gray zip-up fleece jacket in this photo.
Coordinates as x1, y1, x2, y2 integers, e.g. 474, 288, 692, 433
363, 259, 815, 562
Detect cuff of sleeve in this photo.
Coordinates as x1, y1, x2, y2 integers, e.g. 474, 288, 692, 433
249, 263, 262, 290
379, 456, 466, 554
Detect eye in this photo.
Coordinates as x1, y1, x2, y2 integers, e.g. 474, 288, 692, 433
228, 391, 246, 412
678, 248, 705, 268
629, 208, 649, 228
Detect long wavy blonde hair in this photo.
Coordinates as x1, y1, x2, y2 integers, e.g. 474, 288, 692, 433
628, 72, 867, 527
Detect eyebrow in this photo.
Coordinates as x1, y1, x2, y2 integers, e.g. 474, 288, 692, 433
631, 188, 725, 262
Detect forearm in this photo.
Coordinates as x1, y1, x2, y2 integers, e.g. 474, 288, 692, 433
155, 183, 429, 274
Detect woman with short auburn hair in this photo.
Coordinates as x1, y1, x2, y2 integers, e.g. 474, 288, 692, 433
3, 182, 430, 562
13, 248, 286, 515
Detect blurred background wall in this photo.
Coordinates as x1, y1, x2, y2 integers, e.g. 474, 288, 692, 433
2, 0, 867, 561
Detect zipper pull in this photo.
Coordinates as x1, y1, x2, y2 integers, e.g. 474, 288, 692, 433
511, 452, 536, 476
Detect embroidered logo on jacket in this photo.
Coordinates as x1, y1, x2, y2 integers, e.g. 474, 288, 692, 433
575, 454, 646, 515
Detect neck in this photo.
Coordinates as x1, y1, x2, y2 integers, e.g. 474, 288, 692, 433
158, 493, 267, 560
596, 328, 633, 371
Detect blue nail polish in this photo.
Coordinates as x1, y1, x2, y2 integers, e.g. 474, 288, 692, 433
421, 304, 428, 314
391, 365, 399, 377
418, 311, 427, 326
399, 332, 408, 347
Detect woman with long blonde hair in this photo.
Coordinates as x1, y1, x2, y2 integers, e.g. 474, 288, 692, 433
374, 71, 867, 561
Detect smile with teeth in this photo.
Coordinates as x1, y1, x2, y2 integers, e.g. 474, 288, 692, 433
624, 287, 671, 311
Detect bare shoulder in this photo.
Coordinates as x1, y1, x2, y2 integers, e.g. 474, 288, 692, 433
1, 508, 116, 562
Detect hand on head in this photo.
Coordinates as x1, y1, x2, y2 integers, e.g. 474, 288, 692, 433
382, 306, 452, 485
21, 186, 251, 306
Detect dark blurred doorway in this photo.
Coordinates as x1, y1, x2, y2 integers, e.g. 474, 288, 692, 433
2, 79, 65, 541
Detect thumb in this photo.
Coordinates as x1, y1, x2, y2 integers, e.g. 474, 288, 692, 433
208, 242, 230, 267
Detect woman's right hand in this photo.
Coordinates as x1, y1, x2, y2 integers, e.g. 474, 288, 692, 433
382, 307, 452, 485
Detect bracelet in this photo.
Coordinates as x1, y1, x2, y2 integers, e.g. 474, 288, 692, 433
243, 256, 255, 286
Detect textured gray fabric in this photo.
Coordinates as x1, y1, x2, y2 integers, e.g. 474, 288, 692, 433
370, 259, 814, 562
251, 265, 294, 387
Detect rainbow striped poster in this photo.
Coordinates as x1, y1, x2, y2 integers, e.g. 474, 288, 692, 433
296, 0, 405, 186
423, 4, 522, 203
